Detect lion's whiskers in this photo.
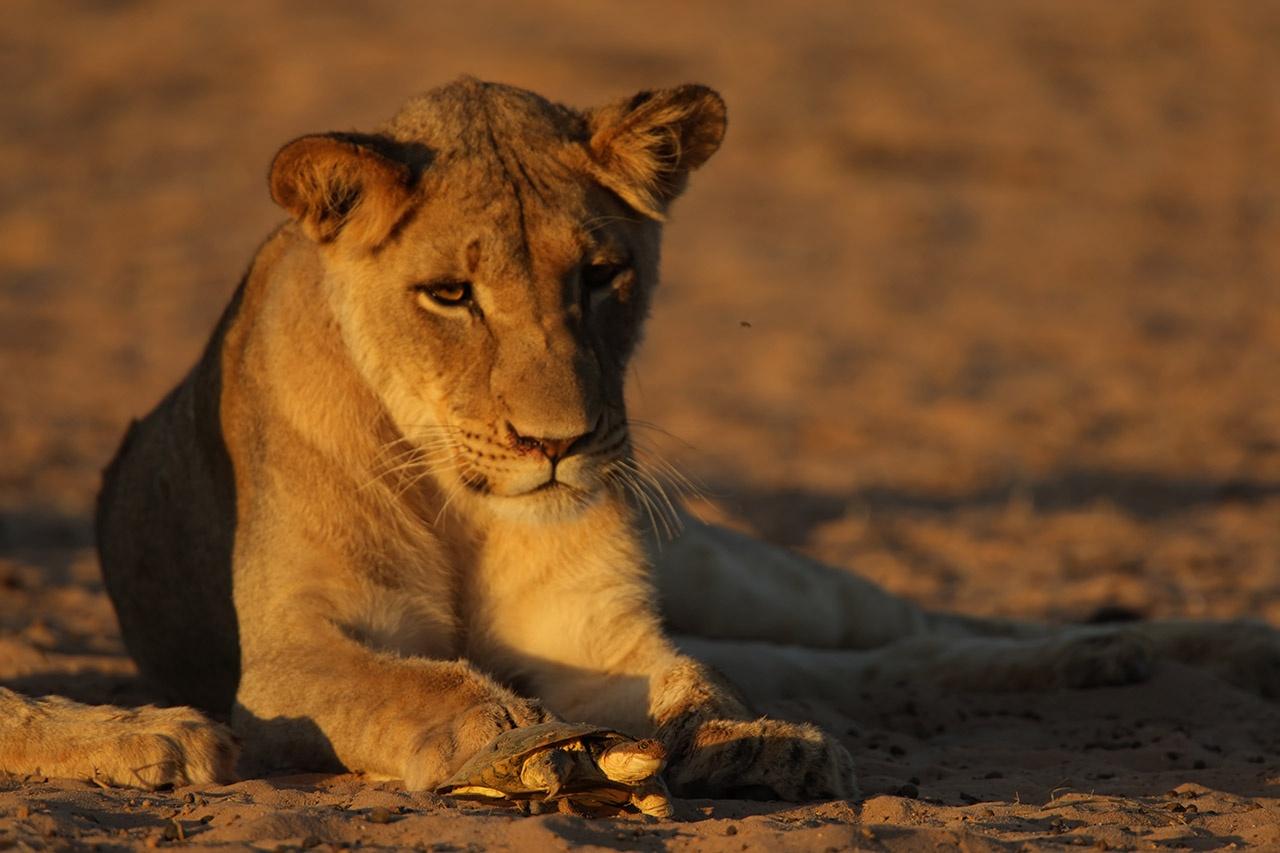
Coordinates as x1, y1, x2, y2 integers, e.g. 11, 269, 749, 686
433, 469, 476, 527
362, 425, 465, 493
620, 458, 680, 534
611, 465, 667, 543
363, 418, 701, 538
608, 456, 679, 542
391, 454, 457, 495
625, 422, 707, 502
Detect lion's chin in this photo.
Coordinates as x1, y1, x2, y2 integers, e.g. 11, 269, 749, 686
465, 475, 604, 524
483, 485, 601, 523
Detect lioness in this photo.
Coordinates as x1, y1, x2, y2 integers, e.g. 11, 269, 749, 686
3, 78, 1277, 798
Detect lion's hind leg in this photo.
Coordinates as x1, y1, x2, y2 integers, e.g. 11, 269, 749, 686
657, 517, 1051, 649
662, 520, 1280, 705
1130, 619, 1280, 700
678, 627, 1155, 709
657, 517, 933, 649
0, 687, 237, 788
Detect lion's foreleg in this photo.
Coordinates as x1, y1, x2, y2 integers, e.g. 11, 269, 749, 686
493, 633, 859, 800
644, 656, 857, 800
232, 634, 550, 790
473, 506, 857, 801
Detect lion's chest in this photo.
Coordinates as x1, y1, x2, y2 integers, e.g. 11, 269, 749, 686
337, 536, 464, 659
348, 585, 460, 659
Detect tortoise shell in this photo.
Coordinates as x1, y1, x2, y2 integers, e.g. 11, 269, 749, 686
437, 721, 629, 797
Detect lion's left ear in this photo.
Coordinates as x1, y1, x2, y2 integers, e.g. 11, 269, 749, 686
586, 84, 727, 220
269, 132, 422, 247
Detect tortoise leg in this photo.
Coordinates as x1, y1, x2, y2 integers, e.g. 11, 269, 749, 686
630, 777, 673, 818
518, 747, 578, 798
557, 788, 631, 818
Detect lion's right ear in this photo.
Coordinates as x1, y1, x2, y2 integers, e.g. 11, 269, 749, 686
269, 133, 419, 247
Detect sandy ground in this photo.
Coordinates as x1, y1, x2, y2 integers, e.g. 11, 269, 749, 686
3, 1, 1280, 849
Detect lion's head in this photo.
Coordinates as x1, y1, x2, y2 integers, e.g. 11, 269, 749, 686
267, 78, 725, 520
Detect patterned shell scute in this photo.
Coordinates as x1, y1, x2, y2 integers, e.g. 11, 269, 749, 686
438, 721, 621, 792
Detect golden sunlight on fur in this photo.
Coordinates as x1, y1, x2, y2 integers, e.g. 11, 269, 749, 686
4, 78, 1279, 805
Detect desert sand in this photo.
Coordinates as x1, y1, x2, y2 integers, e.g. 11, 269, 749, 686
2, 1, 1279, 849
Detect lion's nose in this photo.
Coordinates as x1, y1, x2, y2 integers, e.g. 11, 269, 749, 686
506, 420, 597, 463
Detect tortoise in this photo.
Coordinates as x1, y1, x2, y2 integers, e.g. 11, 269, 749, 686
436, 721, 673, 818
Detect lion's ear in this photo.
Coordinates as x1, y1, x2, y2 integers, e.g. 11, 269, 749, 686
269, 132, 420, 247
586, 84, 727, 220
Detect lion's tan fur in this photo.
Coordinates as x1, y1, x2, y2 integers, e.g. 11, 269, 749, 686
37, 78, 854, 798
5, 78, 1278, 798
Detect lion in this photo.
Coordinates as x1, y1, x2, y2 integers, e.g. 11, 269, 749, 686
3, 78, 1278, 799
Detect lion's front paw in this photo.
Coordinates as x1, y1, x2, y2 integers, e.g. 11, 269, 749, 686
665, 718, 857, 802
403, 697, 552, 790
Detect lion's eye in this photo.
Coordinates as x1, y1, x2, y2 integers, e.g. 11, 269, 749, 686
582, 263, 627, 292
413, 280, 473, 308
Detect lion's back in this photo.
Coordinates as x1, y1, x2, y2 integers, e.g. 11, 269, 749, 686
96, 292, 246, 716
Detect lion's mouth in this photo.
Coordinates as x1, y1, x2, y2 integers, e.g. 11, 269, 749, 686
459, 472, 579, 499
523, 476, 592, 499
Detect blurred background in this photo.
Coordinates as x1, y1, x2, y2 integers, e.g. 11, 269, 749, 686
1, 0, 1278, 666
